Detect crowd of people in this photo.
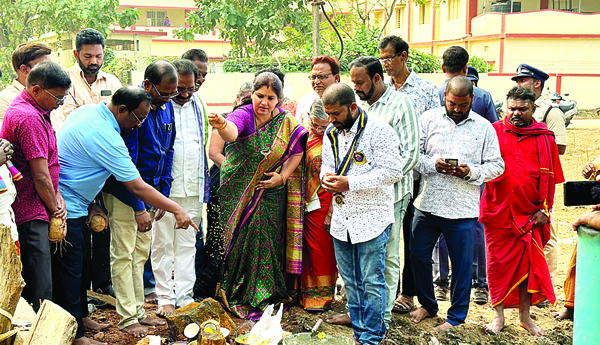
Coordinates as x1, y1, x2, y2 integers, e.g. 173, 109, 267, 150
0, 27, 589, 345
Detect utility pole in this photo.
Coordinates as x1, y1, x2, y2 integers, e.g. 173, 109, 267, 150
311, 1, 321, 58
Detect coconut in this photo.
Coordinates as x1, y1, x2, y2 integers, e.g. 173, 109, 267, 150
90, 214, 106, 232
184, 322, 201, 339
48, 217, 65, 241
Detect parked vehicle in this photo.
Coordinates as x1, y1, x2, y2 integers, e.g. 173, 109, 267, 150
546, 88, 578, 128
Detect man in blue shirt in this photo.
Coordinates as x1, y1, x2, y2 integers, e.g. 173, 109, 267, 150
56, 86, 197, 345
102, 60, 178, 337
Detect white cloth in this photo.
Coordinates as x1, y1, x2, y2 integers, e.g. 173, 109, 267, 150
0, 165, 17, 242
414, 107, 505, 219
320, 112, 403, 244
151, 196, 202, 308
295, 90, 320, 124
170, 99, 204, 198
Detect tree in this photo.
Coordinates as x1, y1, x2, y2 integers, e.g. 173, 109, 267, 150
174, 0, 312, 58
0, 0, 138, 84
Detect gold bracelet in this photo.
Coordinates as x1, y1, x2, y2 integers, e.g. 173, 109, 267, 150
214, 120, 228, 131
280, 173, 287, 185
135, 210, 147, 216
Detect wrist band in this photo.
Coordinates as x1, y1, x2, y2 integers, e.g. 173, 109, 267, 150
135, 210, 147, 216
280, 173, 287, 185
214, 120, 228, 131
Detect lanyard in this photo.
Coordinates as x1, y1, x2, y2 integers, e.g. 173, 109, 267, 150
326, 108, 368, 176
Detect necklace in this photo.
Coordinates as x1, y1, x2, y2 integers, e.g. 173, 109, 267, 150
254, 110, 274, 157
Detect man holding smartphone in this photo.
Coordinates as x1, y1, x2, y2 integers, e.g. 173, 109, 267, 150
409, 76, 504, 331
480, 86, 564, 336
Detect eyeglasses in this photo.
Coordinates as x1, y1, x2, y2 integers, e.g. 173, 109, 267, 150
177, 85, 199, 94
130, 109, 146, 125
40, 87, 68, 105
309, 118, 328, 131
152, 83, 179, 99
379, 53, 402, 64
308, 73, 333, 81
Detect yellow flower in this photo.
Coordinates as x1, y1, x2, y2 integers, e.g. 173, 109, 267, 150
318, 332, 326, 339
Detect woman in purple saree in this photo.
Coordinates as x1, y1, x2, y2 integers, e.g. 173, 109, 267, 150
208, 72, 307, 319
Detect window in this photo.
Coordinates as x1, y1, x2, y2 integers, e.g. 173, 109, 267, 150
419, 2, 430, 25
374, 11, 382, 26
146, 10, 167, 26
106, 39, 135, 51
62, 39, 73, 50
396, 7, 404, 28
448, 0, 459, 20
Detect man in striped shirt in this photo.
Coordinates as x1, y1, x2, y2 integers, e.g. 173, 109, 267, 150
350, 56, 420, 326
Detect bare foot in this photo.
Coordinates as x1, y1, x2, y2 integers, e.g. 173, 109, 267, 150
434, 322, 453, 331
485, 314, 505, 334
121, 323, 148, 337
83, 317, 110, 331
553, 307, 574, 320
519, 315, 546, 337
156, 304, 175, 318
144, 292, 158, 304
409, 307, 431, 324
72, 336, 108, 345
325, 313, 351, 325
140, 316, 166, 326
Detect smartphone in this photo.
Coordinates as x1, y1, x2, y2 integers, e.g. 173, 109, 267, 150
445, 158, 458, 166
564, 181, 600, 206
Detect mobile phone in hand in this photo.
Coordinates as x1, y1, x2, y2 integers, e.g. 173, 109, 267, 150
445, 158, 458, 166
564, 181, 600, 206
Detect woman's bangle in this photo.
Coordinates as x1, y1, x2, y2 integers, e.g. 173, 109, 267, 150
280, 173, 287, 185
135, 210, 147, 216
214, 120, 228, 131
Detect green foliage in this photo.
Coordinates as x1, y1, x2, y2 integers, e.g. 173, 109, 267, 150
175, 0, 312, 58
222, 57, 311, 74
408, 50, 442, 73
103, 57, 135, 85
0, 0, 139, 86
468, 56, 493, 73
103, 47, 116, 66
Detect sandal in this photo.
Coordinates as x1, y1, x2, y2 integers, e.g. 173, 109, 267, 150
392, 294, 414, 314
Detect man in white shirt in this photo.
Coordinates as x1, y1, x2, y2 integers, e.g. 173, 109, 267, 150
320, 83, 403, 345
0, 43, 51, 124
295, 56, 340, 124
409, 76, 504, 331
152, 59, 209, 317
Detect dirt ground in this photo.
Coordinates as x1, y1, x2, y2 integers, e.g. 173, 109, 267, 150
84, 115, 600, 345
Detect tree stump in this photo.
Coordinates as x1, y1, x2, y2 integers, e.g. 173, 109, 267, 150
166, 298, 235, 337
0, 224, 25, 345
22, 300, 77, 345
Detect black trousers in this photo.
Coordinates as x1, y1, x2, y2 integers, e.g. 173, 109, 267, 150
51, 216, 90, 339
398, 180, 420, 297
91, 227, 111, 291
17, 219, 52, 312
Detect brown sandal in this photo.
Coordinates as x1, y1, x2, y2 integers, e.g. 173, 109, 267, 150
392, 294, 414, 314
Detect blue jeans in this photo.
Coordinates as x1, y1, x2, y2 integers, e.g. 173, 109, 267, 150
333, 225, 390, 345
411, 209, 475, 326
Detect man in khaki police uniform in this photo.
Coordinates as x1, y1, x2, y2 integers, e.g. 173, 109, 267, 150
512, 63, 566, 285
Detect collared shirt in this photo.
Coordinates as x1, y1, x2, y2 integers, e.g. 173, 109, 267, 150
320, 110, 403, 244
57, 102, 140, 218
295, 90, 320, 124
170, 99, 203, 198
51, 64, 122, 131
414, 106, 505, 219
106, 102, 176, 211
0, 79, 26, 126
0, 90, 60, 225
388, 69, 440, 115
360, 86, 419, 202
534, 97, 567, 146
439, 79, 499, 123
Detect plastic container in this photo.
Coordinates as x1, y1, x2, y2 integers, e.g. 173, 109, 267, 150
574, 225, 600, 345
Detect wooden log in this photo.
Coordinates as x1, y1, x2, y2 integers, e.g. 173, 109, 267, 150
22, 300, 77, 345
0, 224, 25, 345
166, 298, 235, 338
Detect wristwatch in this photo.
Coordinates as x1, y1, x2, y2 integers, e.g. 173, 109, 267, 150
539, 208, 549, 217
462, 170, 472, 181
